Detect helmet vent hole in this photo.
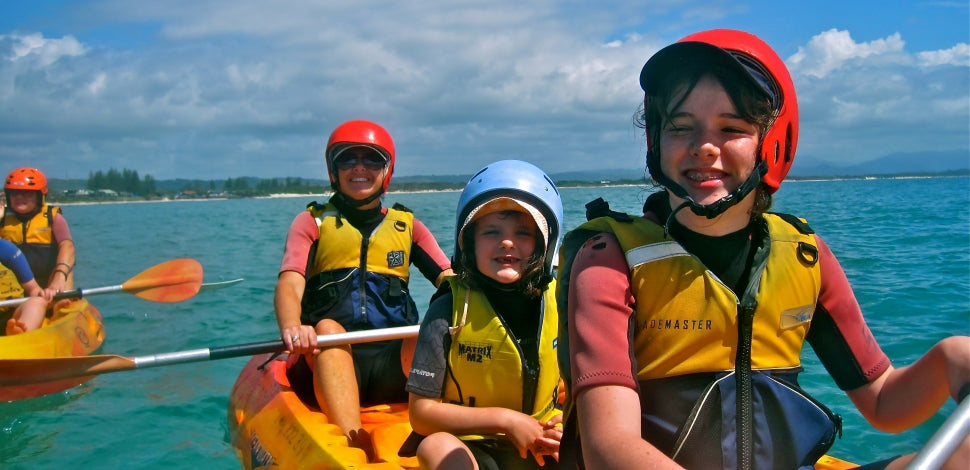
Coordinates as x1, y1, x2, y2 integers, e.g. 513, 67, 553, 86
784, 123, 794, 163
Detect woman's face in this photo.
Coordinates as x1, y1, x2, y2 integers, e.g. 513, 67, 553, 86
659, 75, 760, 208
7, 190, 40, 214
472, 211, 537, 285
333, 147, 387, 206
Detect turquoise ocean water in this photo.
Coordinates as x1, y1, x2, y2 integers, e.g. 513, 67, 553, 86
1, 176, 967, 469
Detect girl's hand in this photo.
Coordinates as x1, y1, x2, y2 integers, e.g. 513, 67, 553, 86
530, 417, 563, 464
500, 409, 546, 460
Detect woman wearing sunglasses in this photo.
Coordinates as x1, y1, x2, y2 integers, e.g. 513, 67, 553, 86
274, 119, 453, 461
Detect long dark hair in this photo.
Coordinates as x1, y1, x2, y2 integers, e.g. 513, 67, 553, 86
636, 61, 776, 216
454, 210, 549, 299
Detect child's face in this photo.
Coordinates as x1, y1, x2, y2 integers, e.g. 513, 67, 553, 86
472, 211, 537, 285
7, 190, 39, 214
660, 75, 760, 209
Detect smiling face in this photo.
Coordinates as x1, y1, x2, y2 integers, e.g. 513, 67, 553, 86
659, 75, 761, 211
333, 147, 388, 208
6, 190, 40, 215
472, 211, 538, 284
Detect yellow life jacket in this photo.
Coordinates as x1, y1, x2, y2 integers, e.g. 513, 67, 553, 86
0, 205, 60, 287
306, 202, 412, 280
442, 277, 562, 432
0, 264, 25, 302
574, 213, 820, 378
557, 208, 839, 469
302, 202, 417, 329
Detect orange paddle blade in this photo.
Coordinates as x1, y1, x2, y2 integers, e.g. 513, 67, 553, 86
0, 376, 96, 402
0, 355, 138, 387
121, 258, 203, 302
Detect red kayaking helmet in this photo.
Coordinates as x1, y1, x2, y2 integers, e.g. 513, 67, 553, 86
325, 120, 396, 196
5, 167, 49, 195
640, 29, 798, 217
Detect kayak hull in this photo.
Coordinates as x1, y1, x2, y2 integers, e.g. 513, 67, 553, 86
228, 352, 418, 470
228, 353, 858, 470
0, 298, 105, 401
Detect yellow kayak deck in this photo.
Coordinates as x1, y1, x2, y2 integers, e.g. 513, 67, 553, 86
228, 352, 418, 470
0, 298, 104, 401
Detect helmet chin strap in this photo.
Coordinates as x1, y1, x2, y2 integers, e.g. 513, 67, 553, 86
333, 188, 384, 208
648, 156, 766, 231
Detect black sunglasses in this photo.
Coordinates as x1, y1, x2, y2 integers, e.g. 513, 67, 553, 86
334, 154, 387, 171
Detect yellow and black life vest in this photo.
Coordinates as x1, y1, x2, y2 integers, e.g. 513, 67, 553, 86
0, 204, 60, 288
0, 264, 25, 303
306, 202, 413, 280
301, 202, 417, 329
574, 213, 820, 378
557, 205, 840, 469
442, 277, 561, 435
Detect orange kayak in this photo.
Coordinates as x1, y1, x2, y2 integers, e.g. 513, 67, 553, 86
228, 352, 858, 470
0, 298, 105, 401
228, 352, 418, 470
816, 454, 859, 469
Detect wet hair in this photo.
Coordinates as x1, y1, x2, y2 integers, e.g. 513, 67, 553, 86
635, 61, 776, 216
455, 210, 548, 298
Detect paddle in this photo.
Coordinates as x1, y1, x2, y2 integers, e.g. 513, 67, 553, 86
200, 278, 245, 291
0, 258, 204, 308
0, 325, 420, 387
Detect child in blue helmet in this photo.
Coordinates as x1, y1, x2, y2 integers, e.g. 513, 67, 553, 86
404, 160, 564, 469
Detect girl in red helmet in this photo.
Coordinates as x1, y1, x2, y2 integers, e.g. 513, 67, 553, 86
558, 30, 969, 470
1, 167, 76, 334
273, 120, 453, 460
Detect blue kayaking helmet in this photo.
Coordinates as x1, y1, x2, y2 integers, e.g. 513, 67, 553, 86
455, 160, 563, 276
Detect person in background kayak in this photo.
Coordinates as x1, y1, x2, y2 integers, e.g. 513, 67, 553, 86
1, 167, 75, 333
557, 29, 970, 470
405, 160, 564, 470
274, 119, 453, 461
0, 238, 50, 335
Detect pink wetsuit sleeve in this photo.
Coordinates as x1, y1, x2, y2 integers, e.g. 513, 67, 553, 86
278, 211, 318, 276
410, 217, 451, 278
52, 213, 72, 242
568, 232, 638, 395
813, 236, 891, 389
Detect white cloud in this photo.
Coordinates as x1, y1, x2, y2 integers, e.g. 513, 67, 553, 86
0, 2, 967, 180
788, 29, 907, 79
918, 43, 970, 67
3, 33, 86, 66
87, 73, 107, 95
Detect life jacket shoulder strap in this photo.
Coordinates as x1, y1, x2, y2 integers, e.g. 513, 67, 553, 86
391, 202, 413, 213
769, 212, 815, 235
585, 197, 633, 223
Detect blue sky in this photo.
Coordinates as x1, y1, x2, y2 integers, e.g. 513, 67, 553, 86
1, 0, 967, 180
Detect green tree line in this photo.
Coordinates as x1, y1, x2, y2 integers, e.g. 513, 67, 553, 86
48, 167, 661, 203
87, 168, 157, 196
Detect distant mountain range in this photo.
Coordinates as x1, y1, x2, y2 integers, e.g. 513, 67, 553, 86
788, 149, 969, 178
47, 149, 968, 192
